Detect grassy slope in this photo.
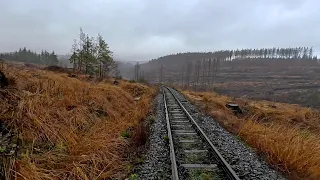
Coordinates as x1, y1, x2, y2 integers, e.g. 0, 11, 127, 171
0, 65, 156, 179
183, 90, 320, 180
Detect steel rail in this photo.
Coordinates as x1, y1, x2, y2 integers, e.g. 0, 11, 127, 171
166, 87, 240, 180
162, 87, 180, 180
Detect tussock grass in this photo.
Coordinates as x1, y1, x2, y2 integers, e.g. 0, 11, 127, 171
183, 90, 320, 180
0, 65, 156, 179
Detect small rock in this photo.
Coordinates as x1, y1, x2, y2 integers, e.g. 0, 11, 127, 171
4, 133, 11, 138
10, 144, 17, 148
6, 150, 15, 156
32, 74, 40, 77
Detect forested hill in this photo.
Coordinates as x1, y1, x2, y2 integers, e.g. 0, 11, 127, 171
0, 47, 58, 66
142, 47, 318, 70
136, 47, 319, 84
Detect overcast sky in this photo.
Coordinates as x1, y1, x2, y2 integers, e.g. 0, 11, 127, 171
0, 0, 319, 61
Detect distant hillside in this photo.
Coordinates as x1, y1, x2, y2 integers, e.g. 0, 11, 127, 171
137, 48, 320, 108
140, 52, 217, 72
139, 47, 318, 82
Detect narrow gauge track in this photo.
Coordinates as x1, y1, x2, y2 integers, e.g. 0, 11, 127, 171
163, 87, 240, 180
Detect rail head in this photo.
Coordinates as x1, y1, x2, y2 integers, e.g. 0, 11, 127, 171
165, 86, 240, 180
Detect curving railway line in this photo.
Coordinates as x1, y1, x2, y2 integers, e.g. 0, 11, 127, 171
163, 86, 240, 180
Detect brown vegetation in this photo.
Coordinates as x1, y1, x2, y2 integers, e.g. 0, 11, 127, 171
213, 59, 320, 108
183, 90, 320, 180
43, 65, 71, 74
0, 64, 156, 179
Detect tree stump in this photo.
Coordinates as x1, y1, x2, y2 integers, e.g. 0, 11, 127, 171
113, 80, 119, 85
226, 103, 243, 115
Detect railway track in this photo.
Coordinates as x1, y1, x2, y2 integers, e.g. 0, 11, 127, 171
163, 87, 240, 180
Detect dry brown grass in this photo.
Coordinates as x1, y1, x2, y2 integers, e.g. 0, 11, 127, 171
183, 90, 320, 180
0, 64, 156, 179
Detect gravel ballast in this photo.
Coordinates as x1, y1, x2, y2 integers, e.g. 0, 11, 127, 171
169, 88, 286, 180
135, 94, 171, 180
134, 89, 286, 180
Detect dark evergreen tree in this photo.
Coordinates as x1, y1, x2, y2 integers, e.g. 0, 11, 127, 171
68, 28, 115, 77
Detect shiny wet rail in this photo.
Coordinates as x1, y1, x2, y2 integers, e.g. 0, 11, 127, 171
163, 86, 240, 180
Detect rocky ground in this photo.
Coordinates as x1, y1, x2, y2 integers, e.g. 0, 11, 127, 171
170, 88, 286, 180
134, 94, 171, 180
0, 122, 19, 179
134, 88, 288, 179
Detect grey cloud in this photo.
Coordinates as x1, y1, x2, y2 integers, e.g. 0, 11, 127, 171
0, 0, 319, 60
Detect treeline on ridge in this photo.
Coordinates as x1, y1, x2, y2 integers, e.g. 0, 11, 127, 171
0, 48, 58, 65
148, 47, 318, 65
225, 47, 316, 60
138, 46, 318, 90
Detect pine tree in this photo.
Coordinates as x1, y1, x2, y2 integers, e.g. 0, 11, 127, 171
78, 28, 86, 72
68, 29, 115, 77
309, 47, 314, 60
97, 34, 114, 77
134, 63, 140, 81
49, 51, 58, 65
82, 35, 96, 74
70, 39, 78, 71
